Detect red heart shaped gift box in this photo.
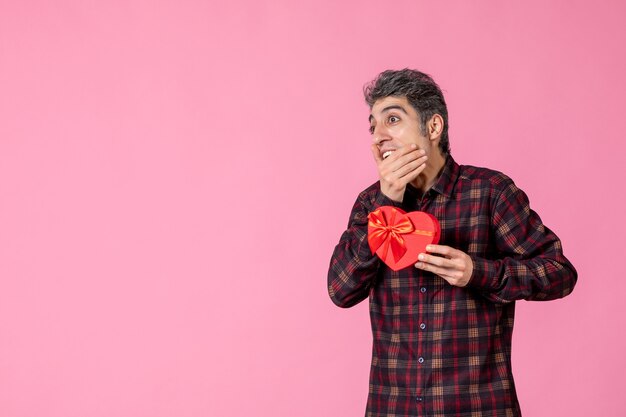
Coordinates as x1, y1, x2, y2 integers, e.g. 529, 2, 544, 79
367, 206, 441, 271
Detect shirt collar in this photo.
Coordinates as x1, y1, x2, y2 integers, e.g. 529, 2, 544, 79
429, 155, 459, 198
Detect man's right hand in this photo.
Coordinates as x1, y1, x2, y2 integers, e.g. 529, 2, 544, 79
371, 143, 428, 202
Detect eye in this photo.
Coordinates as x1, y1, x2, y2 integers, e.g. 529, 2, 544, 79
388, 115, 400, 123
369, 125, 375, 134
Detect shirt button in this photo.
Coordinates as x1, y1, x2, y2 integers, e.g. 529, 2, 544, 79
418, 357, 424, 364
420, 287, 427, 293
420, 323, 426, 330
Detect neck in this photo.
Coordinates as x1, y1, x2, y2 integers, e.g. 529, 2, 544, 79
410, 151, 446, 194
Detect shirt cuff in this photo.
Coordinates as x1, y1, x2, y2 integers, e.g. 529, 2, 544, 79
353, 191, 401, 262
466, 256, 500, 291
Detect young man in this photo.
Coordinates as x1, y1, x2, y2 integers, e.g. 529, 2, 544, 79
328, 69, 577, 416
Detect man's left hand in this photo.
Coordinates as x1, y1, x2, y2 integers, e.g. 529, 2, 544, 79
415, 245, 473, 287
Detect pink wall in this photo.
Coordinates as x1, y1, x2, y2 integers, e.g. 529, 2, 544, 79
1, 1, 624, 416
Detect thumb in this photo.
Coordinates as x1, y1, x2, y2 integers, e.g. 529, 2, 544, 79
371, 143, 383, 163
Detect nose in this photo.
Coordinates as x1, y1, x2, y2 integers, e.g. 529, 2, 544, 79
372, 124, 391, 145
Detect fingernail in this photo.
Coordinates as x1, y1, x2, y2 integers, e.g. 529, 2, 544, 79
418, 254, 424, 261
426, 245, 432, 251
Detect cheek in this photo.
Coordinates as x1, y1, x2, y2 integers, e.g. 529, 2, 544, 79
402, 133, 427, 149
393, 126, 413, 143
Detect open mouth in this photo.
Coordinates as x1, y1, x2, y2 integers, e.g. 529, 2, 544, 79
382, 150, 395, 160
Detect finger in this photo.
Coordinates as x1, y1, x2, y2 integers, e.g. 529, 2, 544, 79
371, 143, 383, 163
383, 144, 420, 165
395, 156, 428, 180
415, 261, 458, 278
417, 253, 457, 268
380, 152, 425, 179
388, 152, 426, 173
379, 153, 425, 183
387, 148, 425, 167
425, 244, 456, 258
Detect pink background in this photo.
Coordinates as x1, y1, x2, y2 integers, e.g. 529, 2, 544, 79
1, 1, 624, 416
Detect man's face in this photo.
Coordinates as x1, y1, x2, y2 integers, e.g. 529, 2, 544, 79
369, 96, 436, 161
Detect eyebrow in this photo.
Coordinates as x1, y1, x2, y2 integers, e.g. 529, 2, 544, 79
368, 105, 409, 123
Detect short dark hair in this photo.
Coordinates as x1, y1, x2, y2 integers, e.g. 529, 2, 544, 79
364, 69, 450, 157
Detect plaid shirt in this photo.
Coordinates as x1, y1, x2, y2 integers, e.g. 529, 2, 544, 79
328, 156, 577, 417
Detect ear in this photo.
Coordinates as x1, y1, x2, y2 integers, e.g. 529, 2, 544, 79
428, 114, 444, 141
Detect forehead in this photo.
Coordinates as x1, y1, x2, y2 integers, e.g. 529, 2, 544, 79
370, 96, 417, 120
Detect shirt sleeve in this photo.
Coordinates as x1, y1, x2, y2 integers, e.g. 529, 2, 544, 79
466, 179, 577, 303
327, 186, 401, 308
